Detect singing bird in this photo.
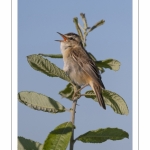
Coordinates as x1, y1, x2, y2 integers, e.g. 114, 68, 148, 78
55, 32, 106, 109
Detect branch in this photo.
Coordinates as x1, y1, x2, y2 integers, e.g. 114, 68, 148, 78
38, 53, 63, 58
69, 86, 80, 150
73, 17, 84, 42
80, 13, 88, 31
87, 19, 105, 33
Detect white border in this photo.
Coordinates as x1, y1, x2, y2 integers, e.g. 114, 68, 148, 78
139, 0, 150, 149
133, 0, 139, 149
0, 1, 12, 149
9, 0, 142, 149
12, 0, 18, 149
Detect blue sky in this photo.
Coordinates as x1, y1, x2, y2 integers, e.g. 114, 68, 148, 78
18, 0, 132, 149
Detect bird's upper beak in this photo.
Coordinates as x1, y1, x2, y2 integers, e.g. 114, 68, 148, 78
55, 32, 67, 42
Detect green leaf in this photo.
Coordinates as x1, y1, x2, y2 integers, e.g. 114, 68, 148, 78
95, 59, 121, 71
27, 54, 71, 82
59, 83, 81, 101
59, 83, 74, 101
43, 122, 73, 150
38, 53, 63, 58
84, 89, 129, 115
18, 136, 43, 150
18, 91, 66, 113
76, 127, 129, 143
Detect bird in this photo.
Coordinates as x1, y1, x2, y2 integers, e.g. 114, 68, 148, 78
55, 32, 106, 109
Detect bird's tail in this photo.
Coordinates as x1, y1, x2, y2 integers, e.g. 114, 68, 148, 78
90, 82, 106, 110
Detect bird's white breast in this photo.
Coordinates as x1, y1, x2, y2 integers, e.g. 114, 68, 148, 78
60, 42, 70, 72
60, 42, 68, 54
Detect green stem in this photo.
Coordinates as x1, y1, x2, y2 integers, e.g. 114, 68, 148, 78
38, 53, 63, 58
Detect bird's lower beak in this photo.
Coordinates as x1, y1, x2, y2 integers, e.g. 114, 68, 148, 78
55, 32, 67, 42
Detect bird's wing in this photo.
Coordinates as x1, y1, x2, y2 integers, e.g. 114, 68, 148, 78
70, 47, 105, 89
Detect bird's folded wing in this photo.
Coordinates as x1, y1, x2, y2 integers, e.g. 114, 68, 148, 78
70, 48, 105, 88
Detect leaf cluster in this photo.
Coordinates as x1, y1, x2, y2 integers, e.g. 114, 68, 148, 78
18, 123, 129, 150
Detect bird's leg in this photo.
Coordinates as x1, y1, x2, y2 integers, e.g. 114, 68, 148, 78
72, 84, 88, 100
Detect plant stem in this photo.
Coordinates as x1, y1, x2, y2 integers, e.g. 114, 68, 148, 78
69, 86, 80, 150
38, 53, 63, 58
69, 99, 77, 150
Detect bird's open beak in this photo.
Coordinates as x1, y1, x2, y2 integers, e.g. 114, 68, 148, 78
55, 32, 67, 42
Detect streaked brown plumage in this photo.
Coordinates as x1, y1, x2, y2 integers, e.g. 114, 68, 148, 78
56, 32, 106, 109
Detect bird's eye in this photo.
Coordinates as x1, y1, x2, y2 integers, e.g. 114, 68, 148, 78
69, 37, 74, 40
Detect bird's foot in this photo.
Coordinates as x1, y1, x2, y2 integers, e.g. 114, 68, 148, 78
72, 91, 80, 101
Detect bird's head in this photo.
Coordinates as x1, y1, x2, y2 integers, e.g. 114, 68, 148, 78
55, 32, 83, 49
